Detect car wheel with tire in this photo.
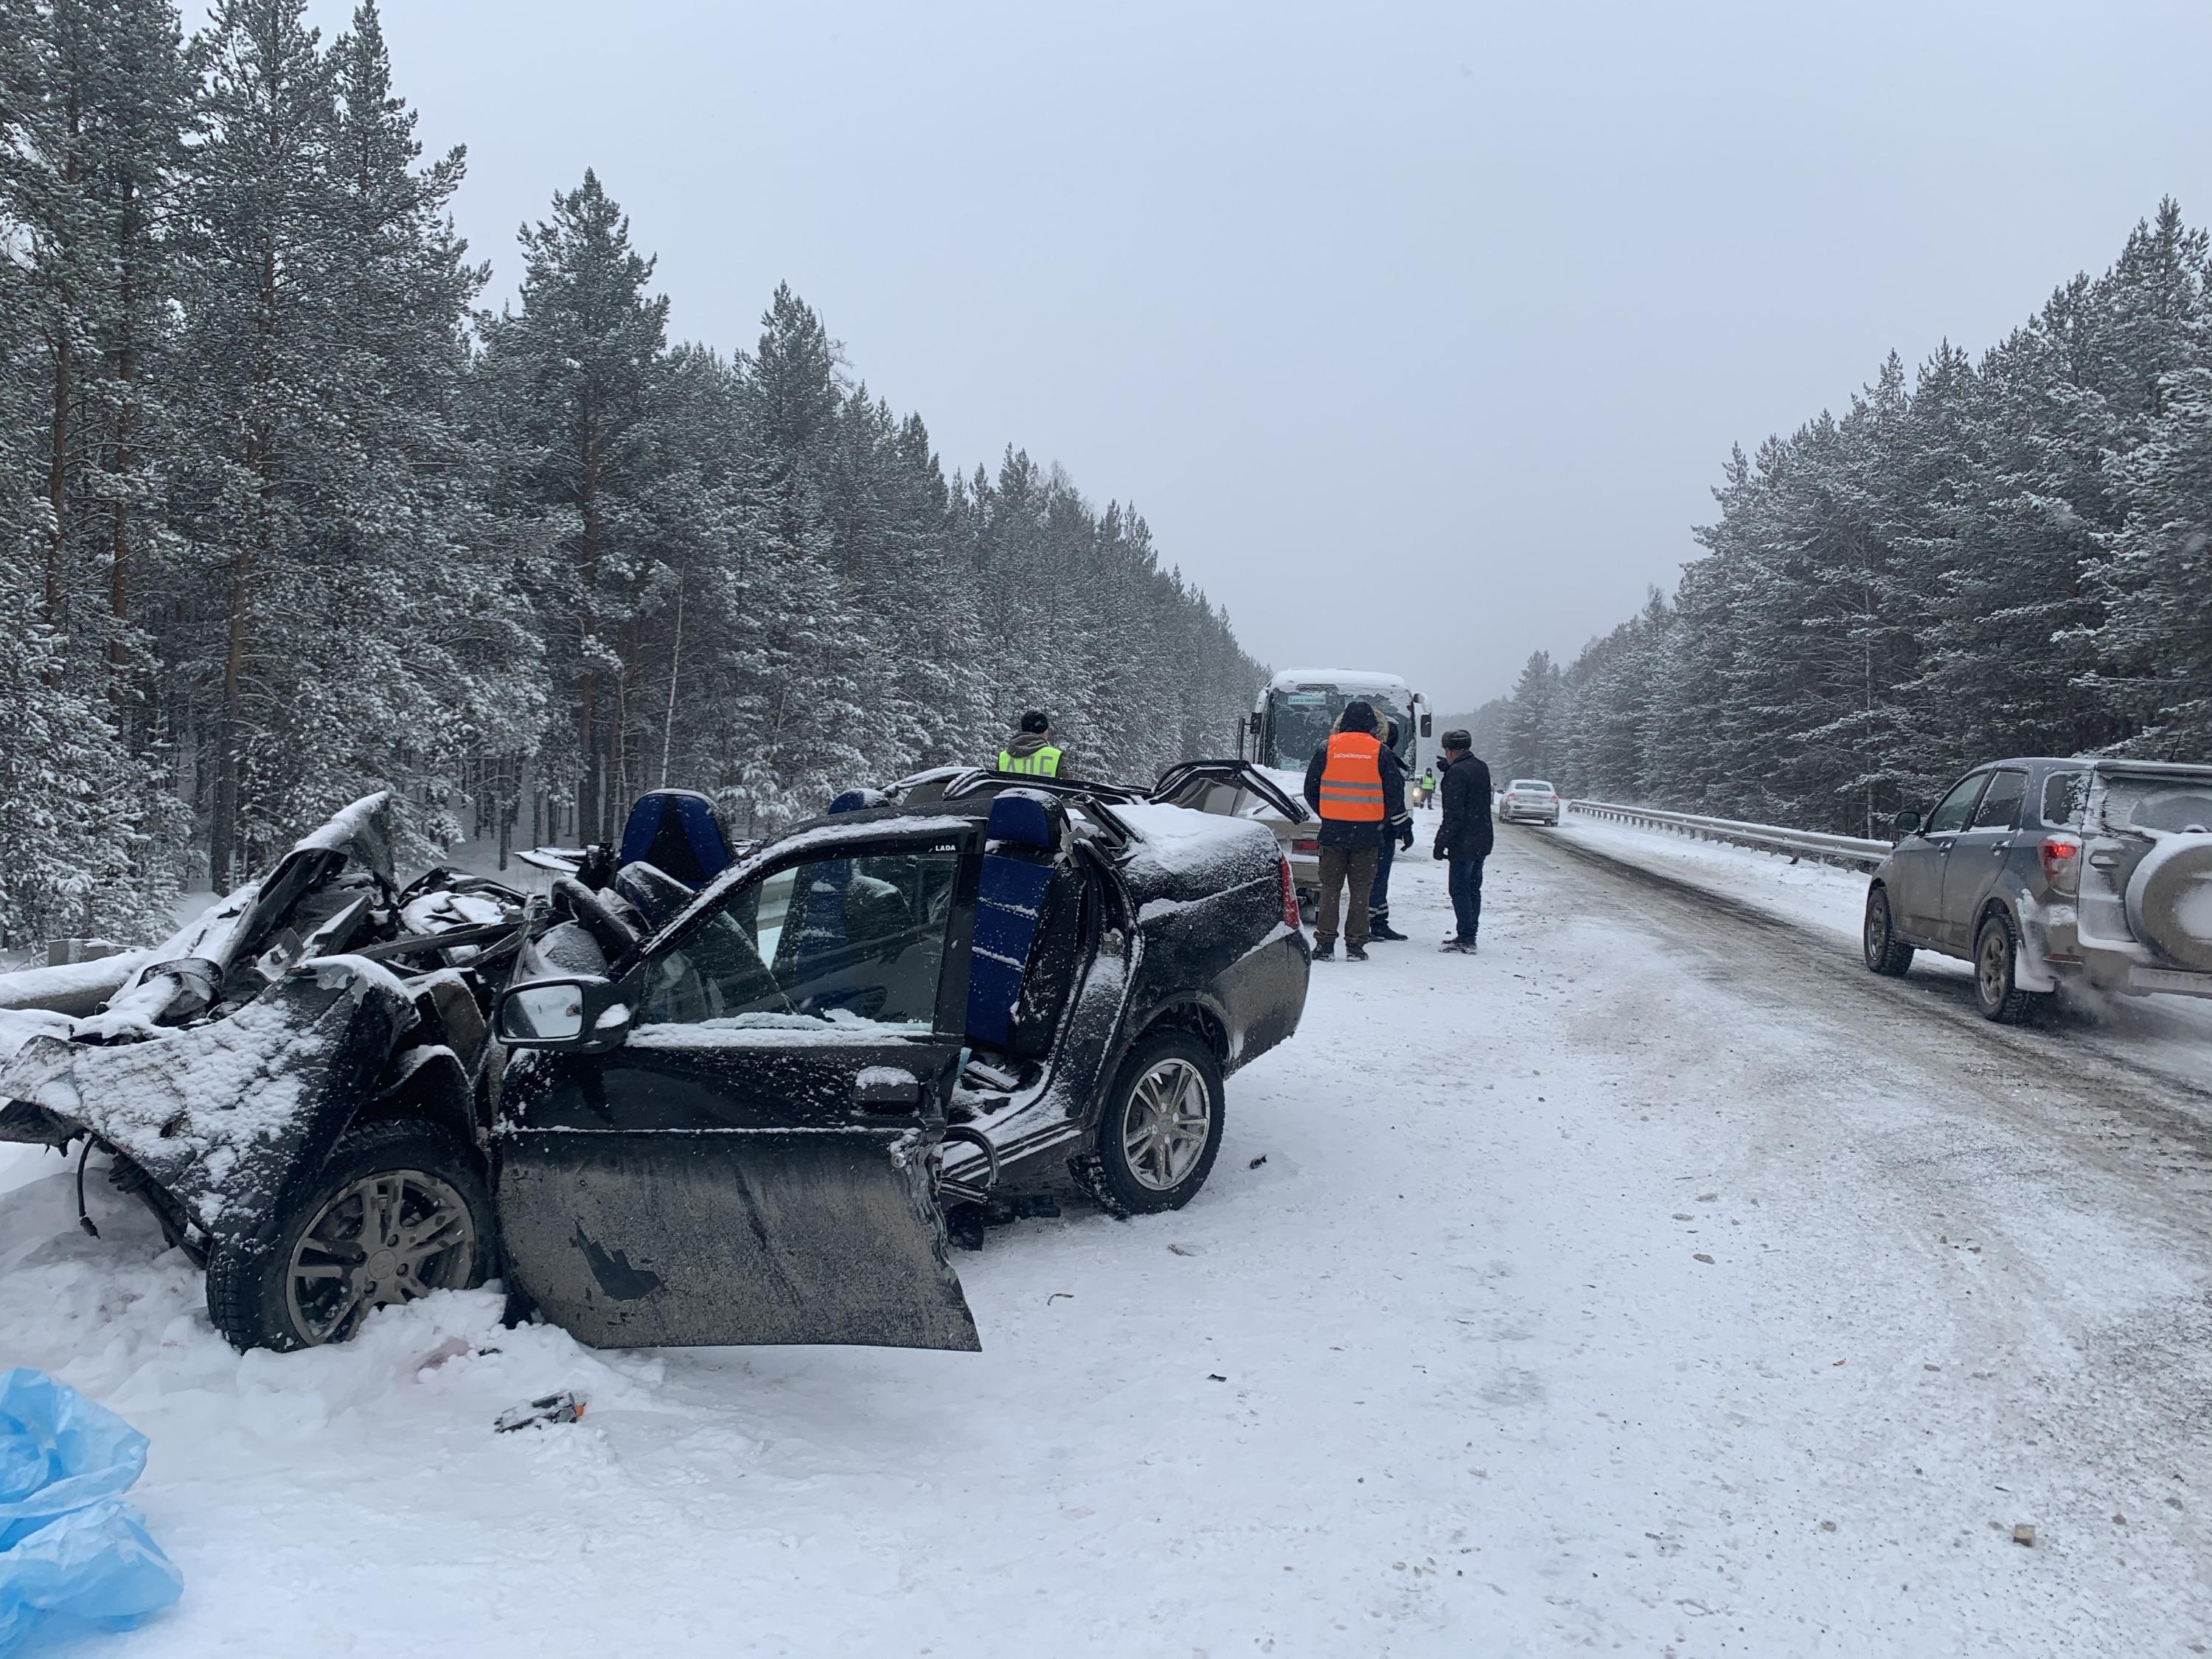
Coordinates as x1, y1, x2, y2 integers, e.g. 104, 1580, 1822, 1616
1972, 911, 2042, 1024
1079, 1031, 1225, 1215
205, 1119, 496, 1352
1863, 885, 1914, 977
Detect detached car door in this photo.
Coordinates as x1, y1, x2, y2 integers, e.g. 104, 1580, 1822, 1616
494, 819, 985, 1351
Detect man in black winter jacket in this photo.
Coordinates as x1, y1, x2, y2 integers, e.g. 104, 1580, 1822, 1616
1431, 730, 1494, 952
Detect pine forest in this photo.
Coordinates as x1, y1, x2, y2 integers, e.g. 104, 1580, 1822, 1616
1484, 201, 2212, 835
0, 0, 1265, 946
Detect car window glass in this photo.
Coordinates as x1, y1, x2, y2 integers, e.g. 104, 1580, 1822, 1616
1969, 770, 2028, 831
2096, 776, 2212, 836
1926, 773, 1987, 835
639, 849, 961, 1034
2041, 771, 2085, 828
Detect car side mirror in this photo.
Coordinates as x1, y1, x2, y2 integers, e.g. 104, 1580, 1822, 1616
1891, 809, 1923, 838
1419, 712, 1432, 737
495, 974, 634, 1051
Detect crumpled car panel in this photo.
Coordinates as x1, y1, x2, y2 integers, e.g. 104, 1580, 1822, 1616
0, 960, 414, 1239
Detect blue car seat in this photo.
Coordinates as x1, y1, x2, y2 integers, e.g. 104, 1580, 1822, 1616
965, 791, 1060, 1050
619, 790, 732, 890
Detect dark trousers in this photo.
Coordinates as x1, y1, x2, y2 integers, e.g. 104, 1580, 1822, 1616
1448, 855, 1486, 942
1316, 843, 1377, 946
1369, 835, 1396, 923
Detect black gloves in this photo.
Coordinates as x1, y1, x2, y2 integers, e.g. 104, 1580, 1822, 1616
1432, 840, 1447, 862
1398, 821, 1415, 851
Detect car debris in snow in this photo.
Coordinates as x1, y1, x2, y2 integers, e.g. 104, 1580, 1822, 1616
493, 1391, 585, 1433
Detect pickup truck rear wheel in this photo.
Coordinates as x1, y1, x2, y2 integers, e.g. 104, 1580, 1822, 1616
1079, 1032, 1225, 1216
1863, 885, 1914, 977
1972, 912, 2044, 1024
205, 1119, 495, 1352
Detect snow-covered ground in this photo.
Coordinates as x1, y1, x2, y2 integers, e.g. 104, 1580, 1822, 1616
1551, 807, 2212, 1082
3, 821, 2209, 1655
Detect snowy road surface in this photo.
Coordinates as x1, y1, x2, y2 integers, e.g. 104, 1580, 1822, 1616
4, 819, 2210, 1656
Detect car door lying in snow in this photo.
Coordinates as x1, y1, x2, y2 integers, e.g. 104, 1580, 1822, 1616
493, 826, 985, 1351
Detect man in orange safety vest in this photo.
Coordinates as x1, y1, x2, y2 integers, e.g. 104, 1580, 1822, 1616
1298, 699, 1412, 961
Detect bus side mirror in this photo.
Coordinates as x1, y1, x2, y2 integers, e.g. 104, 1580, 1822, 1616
1419, 713, 1432, 737
1248, 712, 1262, 738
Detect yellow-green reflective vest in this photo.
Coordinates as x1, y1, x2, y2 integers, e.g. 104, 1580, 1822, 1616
998, 745, 1063, 777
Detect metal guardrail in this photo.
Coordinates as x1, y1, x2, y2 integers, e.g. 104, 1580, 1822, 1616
1565, 799, 1894, 871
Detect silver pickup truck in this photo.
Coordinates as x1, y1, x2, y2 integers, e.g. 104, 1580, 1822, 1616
1863, 757, 2212, 1021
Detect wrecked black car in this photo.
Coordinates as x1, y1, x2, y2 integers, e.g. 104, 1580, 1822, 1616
1, 769, 1310, 1355
493, 768, 1309, 1352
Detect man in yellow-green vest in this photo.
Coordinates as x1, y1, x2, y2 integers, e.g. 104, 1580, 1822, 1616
998, 709, 1075, 779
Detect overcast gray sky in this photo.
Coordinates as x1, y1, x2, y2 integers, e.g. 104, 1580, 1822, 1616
296, 0, 2212, 711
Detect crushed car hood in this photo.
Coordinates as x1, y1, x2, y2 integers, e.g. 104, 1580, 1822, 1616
0, 959, 417, 1239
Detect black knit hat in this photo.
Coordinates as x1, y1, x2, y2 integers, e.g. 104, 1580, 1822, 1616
1441, 728, 1472, 751
1340, 700, 1377, 734
1019, 709, 1051, 734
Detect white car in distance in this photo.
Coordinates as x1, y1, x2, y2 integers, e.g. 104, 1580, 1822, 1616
1500, 779, 1562, 826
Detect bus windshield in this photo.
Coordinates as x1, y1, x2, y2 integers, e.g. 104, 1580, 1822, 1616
1263, 687, 1413, 772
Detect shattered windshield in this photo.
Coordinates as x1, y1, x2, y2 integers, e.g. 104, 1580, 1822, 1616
639, 849, 959, 1032
1263, 688, 1413, 771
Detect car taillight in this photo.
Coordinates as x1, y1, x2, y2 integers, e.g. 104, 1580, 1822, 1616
1291, 838, 1319, 855
1279, 856, 1301, 930
2040, 834, 2081, 894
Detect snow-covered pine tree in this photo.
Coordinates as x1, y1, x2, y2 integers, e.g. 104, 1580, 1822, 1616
476, 168, 670, 843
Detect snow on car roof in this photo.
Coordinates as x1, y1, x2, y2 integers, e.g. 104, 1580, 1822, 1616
1115, 802, 1278, 883
1267, 667, 1413, 697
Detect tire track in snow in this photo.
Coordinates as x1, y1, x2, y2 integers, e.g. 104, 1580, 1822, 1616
1500, 821, 2212, 1238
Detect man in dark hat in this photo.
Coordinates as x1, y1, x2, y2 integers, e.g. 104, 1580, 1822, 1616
998, 711, 1074, 778
1431, 728, 1494, 952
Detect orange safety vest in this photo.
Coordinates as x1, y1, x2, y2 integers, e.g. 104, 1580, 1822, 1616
1316, 731, 1386, 821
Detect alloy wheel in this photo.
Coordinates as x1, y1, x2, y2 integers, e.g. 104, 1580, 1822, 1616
1976, 924, 2011, 1012
1121, 1057, 1214, 1192
284, 1169, 479, 1346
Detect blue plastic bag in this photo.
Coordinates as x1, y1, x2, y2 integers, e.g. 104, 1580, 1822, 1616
0, 1369, 181, 1655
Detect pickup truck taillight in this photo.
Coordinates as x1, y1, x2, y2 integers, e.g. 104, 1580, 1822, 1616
2039, 834, 2081, 894
1279, 856, 1301, 930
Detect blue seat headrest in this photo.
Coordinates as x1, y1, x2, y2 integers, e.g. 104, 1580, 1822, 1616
830, 788, 890, 815
987, 790, 1054, 851
618, 790, 731, 889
